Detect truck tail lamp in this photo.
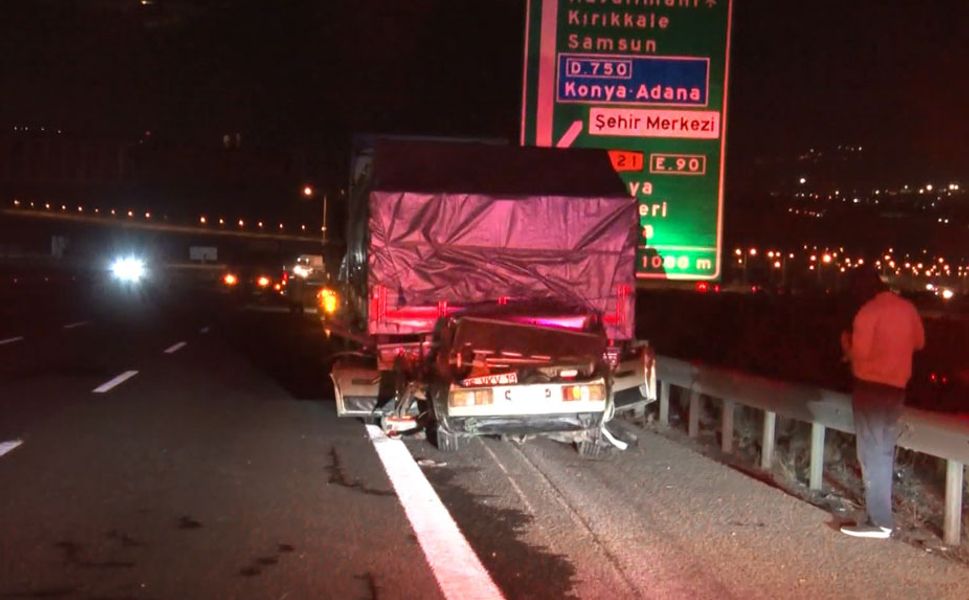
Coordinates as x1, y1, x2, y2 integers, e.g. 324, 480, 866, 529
448, 389, 494, 408
562, 384, 605, 402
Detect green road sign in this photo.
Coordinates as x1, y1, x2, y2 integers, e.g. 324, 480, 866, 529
521, 0, 732, 280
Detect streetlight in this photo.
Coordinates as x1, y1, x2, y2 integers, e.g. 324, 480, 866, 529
302, 184, 327, 243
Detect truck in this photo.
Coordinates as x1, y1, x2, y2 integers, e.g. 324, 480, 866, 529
322, 139, 655, 456
282, 254, 328, 314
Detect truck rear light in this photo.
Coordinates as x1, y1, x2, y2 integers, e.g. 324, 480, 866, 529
562, 384, 605, 402
448, 389, 494, 408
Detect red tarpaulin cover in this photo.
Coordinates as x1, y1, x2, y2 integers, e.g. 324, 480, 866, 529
367, 190, 636, 339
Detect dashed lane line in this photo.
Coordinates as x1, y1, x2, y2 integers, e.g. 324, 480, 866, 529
92, 370, 139, 394
63, 321, 89, 329
0, 336, 24, 346
0, 440, 23, 459
476, 438, 536, 516
163, 341, 187, 354
365, 425, 505, 600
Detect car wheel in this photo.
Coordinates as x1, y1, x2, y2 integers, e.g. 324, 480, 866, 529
432, 426, 461, 452
577, 440, 609, 459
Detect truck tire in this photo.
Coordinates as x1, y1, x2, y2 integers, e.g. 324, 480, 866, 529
432, 426, 461, 453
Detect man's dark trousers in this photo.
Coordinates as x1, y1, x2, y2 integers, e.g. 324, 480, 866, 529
852, 378, 906, 529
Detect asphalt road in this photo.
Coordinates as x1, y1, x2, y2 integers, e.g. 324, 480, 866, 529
2, 280, 968, 599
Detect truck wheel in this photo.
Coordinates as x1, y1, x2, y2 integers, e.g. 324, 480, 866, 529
432, 426, 461, 453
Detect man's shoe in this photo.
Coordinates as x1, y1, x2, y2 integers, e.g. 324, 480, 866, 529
840, 523, 892, 539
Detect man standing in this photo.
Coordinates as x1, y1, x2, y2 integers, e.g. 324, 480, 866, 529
840, 269, 925, 539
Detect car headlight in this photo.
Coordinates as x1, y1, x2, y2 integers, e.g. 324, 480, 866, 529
111, 257, 146, 283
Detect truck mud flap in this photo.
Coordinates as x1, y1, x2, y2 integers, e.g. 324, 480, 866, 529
330, 359, 381, 418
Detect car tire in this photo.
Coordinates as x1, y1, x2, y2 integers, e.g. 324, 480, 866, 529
577, 440, 608, 459
432, 426, 461, 453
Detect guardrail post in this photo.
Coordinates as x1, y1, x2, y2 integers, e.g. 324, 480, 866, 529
721, 399, 734, 454
761, 410, 776, 470
659, 381, 670, 426
688, 390, 701, 438
809, 423, 825, 491
944, 460, 964, 546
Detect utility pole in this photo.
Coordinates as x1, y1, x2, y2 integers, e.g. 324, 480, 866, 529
322, 193, 328, 243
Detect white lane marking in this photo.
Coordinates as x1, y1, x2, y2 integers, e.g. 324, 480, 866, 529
163, 341, 187, 354
477, 439, 536, 516
63, 321, 89, 329
200, 326, 210, 334
0, 336, 24, 346
92, 370, 139, 393
0, 440, 23, 458
366, 426, 504, 600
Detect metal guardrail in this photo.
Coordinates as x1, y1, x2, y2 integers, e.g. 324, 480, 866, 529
654, 355, 969, 546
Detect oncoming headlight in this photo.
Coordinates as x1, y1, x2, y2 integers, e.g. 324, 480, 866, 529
111, 257, 146, 283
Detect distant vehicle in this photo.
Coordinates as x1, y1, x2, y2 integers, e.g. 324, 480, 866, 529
220, 262, 284, 303
282, 254, 328, 314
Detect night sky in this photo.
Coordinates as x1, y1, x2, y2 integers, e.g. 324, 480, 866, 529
1, 0, 967, 186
